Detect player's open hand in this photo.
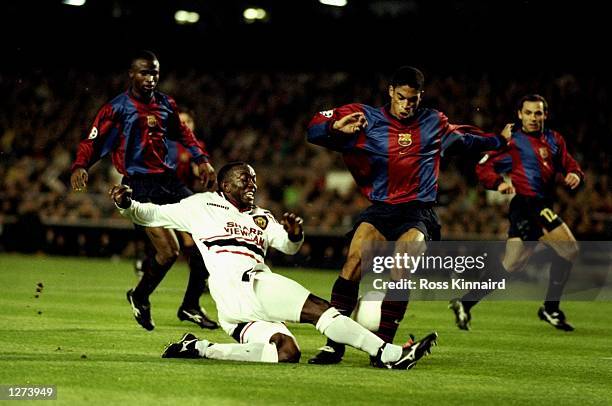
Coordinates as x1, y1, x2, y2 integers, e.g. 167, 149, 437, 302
501, 123, 514, 142
282, 212, 304, 240
70, 168, 89, 192
109, 185, 133, 209
497, 182, 515, 194
564, 172, 581, 190
197, 162, 217, 191
332, 112, 368, 135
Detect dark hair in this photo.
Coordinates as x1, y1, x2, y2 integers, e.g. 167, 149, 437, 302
390, 66, 425, 91
518, 94, 548, 113
217, 161, 249, 187
130, 50, 158, 68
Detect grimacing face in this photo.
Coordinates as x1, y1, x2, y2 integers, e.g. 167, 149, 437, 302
224, 165, 257, 209
129, 58, 160, 98
518, 100, 547, 133
389, 84, 422, 120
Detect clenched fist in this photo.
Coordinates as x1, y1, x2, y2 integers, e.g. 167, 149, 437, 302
109, 185, 133, 209
281, 212, 304, 242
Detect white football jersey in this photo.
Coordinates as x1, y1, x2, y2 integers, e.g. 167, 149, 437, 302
119, 192, 303, 320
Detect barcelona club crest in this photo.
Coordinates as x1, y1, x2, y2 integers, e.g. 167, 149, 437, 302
398, 133, 412, 147
253, 215, 269, 230
146, 115, 158, 127
539, 147, 549, 159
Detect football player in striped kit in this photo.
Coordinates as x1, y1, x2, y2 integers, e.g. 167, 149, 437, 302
111, 162, 438, 368
70, 50, 217, 331
306, 66, 509, 364
450, 94, 583, 331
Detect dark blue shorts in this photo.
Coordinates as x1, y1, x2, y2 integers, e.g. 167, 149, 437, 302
508, 195, 564, 241
349, 201, 441, 241
122, 173, 193, 205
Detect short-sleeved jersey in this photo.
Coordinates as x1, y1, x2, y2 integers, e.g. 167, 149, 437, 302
71, 90, 209, 176
476, 128, 583, 199
307, 104, 505, 204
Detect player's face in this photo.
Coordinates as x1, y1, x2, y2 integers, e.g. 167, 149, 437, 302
225, 165, 258, 209
179, 112, 195, 131
518, 101, 547, 133
389, 85, 422, 120
129, 59, 160, 97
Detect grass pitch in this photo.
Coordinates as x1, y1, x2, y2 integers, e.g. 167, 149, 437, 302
1, 254, 611, 405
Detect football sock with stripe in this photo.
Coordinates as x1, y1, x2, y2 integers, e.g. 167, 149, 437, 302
377, 287, 409, 343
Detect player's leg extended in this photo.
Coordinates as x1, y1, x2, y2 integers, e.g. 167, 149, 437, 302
451, 238, 533, 330
375, 228, 426, 344
538, 222, 579, 330
309, 222, 386, 364
254, 272, 437, 368
177, 231, 218, 329
162, 322, 297, 363
300, 294, 437, 369
127, 226, 179, 330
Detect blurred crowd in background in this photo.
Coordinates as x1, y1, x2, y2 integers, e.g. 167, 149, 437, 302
1, 68, 611, 260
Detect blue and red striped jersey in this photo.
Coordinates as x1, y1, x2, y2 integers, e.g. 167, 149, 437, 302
71, 90, 209, 176
476, 128, 584, 198
307, 103, 505, 204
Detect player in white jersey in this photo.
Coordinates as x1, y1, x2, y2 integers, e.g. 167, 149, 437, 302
111, 162, 438, 368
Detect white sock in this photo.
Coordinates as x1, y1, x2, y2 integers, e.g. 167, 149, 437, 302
315, 307, 401, 360
195, 340, 210, 357
200, 342, 279, 363
380, 343, 402, 364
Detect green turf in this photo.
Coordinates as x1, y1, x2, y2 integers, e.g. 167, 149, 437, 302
1, 254, 611, 405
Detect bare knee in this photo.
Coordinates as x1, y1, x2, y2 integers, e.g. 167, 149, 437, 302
300, 294, 332, 325
146, 228, 180, 265
271, 333, 301, 363
153, 236, 180, 265
503, 257, 527, 273
155, 247, 179, 265
563, 243, 579, 262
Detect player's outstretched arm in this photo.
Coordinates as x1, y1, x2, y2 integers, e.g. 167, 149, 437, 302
109, 185, 192, 231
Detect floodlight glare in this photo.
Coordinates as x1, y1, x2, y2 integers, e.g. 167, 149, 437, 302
319, 0, 347, 6
62, 0, 87, 6
174, 10, 200, 24
243, 7, 267, 23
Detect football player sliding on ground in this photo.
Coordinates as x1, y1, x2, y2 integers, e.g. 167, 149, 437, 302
111, 162, 438, 368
